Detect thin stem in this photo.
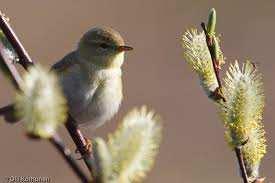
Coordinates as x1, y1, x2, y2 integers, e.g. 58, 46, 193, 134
50, 134, 90, 183
235, 147, 249, 183
0, 41, 22, 90
65, 115, 95, 177
0, 13, 33, 69
201, 22, 222, 88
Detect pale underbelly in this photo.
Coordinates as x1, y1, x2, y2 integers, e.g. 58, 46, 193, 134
58, 67, 123, 128
70, 85, 123, 128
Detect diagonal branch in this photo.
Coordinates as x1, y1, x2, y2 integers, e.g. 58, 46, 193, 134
0, 12, 33, 69
50, 134, 89, 183
235, 146, 249, 183
0, 41, 22, 90
0, 41, 89, 182
65, 115, 95, 175
0, 12, 92, 181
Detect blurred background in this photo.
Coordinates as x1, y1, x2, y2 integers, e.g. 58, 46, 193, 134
0, 1, 274, 182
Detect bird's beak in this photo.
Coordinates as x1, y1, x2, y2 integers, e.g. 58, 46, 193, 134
117, 45, 133, 52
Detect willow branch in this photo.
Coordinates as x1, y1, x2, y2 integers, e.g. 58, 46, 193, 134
201, 22, 222, 88
0, 41, 21, 90
0, 45, 89, 182
0, 13, 33, 69
235, 146, 249, 183
0, 12, 92, 181
50, 134, 89, 183
201, 22, 249, 183
65, 115, 95, 175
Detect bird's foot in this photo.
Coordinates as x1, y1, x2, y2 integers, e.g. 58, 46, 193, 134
84, 137, 93, 154
75, 137, 93, 156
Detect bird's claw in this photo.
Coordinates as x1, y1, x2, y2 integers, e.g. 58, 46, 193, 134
84, 137, 93, 154
74, 137, 93, 156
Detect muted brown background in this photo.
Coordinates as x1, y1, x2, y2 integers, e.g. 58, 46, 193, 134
0, 1, 274, 182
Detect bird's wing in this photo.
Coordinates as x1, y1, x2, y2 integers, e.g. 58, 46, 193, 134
51, 51, 79, 74
50, 51, 100, 120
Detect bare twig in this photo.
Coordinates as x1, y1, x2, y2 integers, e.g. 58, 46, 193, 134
66, 115, 94, 175
235, 146, 249, 183
0, 13, 33, 69
0, 12, 92, 181
0, 41, 22, 90
50, 134, 89, 183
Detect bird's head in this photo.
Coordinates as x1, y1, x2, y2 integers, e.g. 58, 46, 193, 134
77, 27, 133, 68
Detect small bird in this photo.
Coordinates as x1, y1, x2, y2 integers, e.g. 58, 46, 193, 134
51, 27, 133, 129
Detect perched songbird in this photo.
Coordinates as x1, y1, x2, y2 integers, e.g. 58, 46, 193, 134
51, 27, 133, 129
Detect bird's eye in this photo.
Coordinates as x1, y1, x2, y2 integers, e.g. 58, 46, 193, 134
99, 43, 109, 49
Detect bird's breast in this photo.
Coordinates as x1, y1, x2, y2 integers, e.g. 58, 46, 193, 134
77, 76, 123, 128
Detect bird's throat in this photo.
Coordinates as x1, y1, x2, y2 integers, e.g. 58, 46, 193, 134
108, 52, 125, 68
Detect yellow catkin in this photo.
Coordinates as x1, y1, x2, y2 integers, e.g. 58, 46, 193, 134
181, 29, 224, 100
220, 61, 266, 179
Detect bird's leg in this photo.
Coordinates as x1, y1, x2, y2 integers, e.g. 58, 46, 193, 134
65, 118, 92, 156
74, 137, 92, 154
75, 137, 92, 160
74, 137, 92, 152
